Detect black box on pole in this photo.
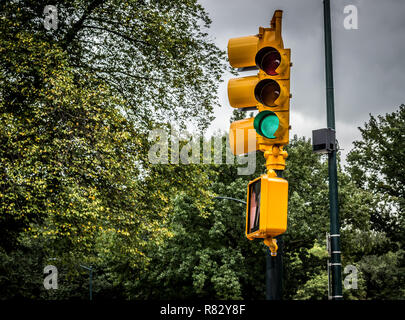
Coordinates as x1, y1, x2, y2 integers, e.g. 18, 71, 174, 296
312, 128, 336, 154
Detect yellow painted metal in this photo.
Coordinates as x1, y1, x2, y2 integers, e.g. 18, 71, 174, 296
227, 36, 259, 68
257, 10, 284, 52
227, 76, 258, 108
245, 171, 288, 240
229, 118, 259, 155
226, 10, 291, 148
228, 10, 291, 255
255, 51, 290, 145
227, 10, 289, 73
228, 76, 290, 110
261, 144, 288, 171
263, 237, 278, 256
271, 110, 290, 145
257, 48, 290, 80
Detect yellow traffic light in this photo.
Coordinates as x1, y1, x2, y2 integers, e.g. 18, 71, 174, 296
229, 118, 259, 155
227, 36, 258, 68
227, 10, 291, 153
245, 170, 288, 240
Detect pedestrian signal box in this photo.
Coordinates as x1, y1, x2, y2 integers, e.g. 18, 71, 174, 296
246, 172, 288, 240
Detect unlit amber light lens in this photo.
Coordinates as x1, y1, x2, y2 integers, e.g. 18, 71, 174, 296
260, 82, 280, 106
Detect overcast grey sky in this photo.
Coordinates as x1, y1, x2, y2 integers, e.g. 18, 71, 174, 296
200, 0, 405, 162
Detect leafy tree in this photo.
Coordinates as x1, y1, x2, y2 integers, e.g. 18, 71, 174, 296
345, 105, 405, 299
134, 135, 389, 300
1, 0, 226, 131
0, 0, 226, 299
281, 136, 329, 299
131, 133, 265, 299
347, 105, 405, 209
2, 0, 403, 301
0, 28, 150, 285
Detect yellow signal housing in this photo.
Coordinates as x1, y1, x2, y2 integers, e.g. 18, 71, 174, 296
228, 77, 290, 109
227, 76, 258, 109
228, 36, 259, 68
245, 171, 288, 240
226, 10, 291, 254
227, 10, 291, 150
259, 10, 283, 49
229, 118, 259, 155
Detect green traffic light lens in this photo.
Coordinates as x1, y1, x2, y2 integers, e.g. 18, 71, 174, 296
261, 114, 279, 139
254, 111, 279, 139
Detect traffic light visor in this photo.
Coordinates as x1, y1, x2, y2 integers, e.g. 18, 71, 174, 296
227, 36, 259, 68
248, 179, 261, 233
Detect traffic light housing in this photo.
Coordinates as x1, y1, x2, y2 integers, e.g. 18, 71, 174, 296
226, 10, 291, 253
246, 171, 288, 240
227, 10, 291, 155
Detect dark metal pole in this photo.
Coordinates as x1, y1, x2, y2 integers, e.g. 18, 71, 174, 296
266, 169, 284, 300
266, 236, 283, 300
80, 264, 93, 301
323, 0, 343, 299
213, 194, 283, 299
214, 196, 246, 205
89, 267, 93, 301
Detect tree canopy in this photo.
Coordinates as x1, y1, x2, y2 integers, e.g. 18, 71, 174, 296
0, 0, 403, 301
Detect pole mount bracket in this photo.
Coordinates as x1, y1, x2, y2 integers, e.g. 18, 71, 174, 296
263, 237, 278, 256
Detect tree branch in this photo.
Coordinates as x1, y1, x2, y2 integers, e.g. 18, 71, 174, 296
63, 0, 105, 48
80, 24, 152, 48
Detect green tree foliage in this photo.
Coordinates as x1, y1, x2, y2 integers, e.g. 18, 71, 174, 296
1, 0, 225, 131
0, 0, 225, 299
1, 0, 403, 301
345, 105, 405, 299
0, 25, 154, 293
137, 134, 403, 300
282, 137, 329, 299
131, 134, 265, 299
347, 105, 405, 203
136, 136, 332, 300
347, 105, 404, 243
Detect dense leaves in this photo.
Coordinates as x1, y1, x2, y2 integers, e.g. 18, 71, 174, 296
0, 0, 225, 298
2, 0, 225, 130
0, 0, 403, 300
347, 105, 405, 209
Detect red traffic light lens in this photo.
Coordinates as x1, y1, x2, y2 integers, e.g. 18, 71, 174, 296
261, 50, 281, 76
256, 47, 281, 76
